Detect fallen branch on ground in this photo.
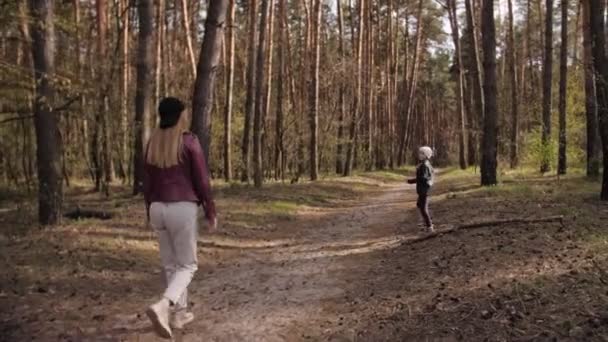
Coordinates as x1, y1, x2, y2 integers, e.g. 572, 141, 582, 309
403, 215, 565, 245
64, 207, 114, 220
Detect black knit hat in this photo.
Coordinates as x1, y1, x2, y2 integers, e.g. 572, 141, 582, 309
158, 97, 185, 129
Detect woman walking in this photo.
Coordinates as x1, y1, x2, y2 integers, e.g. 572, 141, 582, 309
143, 97, 217, 338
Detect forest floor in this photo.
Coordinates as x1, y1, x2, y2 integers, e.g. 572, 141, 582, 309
1, 167, 608, 341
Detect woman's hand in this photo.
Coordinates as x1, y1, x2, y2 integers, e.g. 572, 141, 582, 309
208, 217, 218, 232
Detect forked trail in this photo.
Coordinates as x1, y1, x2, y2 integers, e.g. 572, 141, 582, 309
123, 183, 418, 341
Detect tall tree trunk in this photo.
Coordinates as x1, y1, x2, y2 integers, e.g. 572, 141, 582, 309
275, 0, 287, 180
155, 0, 165, 104
365, 0, 374, 170
241, 0, 258, 182
582, 0, 601, 177
480, 0, 498, 185
100, 0, 113, 192
253, 0, 270, 187
387, 0, 396, 169
507, 0, 519, 168
29, 0, 62, 225
466, 0, 484, 166
397, 0, 424, 165
191, 0, 229, 162
336, 0, 346, 174
133, 0, 154, 195
588, 0, 608, 200
308, 0, 321, 180
344, 0, 366, 176
448, 0, 468, 170
540, 0, 553, 173
18, 0, 34, 189
557, 0, 568, 175
120, 0, 130, 181
223, 0, 235, 182
262, 0, 276, 174
181, 0, 197, 78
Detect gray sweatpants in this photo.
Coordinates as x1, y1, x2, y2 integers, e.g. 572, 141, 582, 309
149, 202, 199, 310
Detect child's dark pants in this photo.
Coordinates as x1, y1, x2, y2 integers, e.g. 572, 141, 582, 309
416, 193, 432, 227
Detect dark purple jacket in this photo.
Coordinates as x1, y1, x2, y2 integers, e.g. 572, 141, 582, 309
143, 132, 216, 220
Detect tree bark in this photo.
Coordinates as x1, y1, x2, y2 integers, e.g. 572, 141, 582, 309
133, 0, 154, 195
336, 0, 346, 174
480, 0, 498, 185
308, 0, 321, 180
588, 0, 608, 200
557, 0, 568, 175
181, 0, 197, 78
365, 1, 374, 170
253, 0, 270, 187
507, 0, 519, 168
465, 0, 484, 167
191, 0, 229, 163
448, 0, 468, 170
29, 0, 62, 225
344, 0, 366, 176
397, 0, 424, 166
155, 0, 165, 103
275, 0, 287, 180
540, 0, 553, 173
223, 0, 235, 182
241, 0, 258, 182
120, 0, 130, 181
582, 0, 601, 177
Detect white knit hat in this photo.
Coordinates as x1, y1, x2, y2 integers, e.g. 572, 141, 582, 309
418, 146, 433, 159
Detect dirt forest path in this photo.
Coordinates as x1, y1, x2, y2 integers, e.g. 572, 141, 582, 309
4, 171, 608, 341
128, 182, 419, 342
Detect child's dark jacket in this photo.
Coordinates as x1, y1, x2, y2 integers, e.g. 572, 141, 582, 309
407, 160, 434, 195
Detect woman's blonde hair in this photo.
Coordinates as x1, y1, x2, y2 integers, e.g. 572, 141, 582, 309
146, 110, 189, 168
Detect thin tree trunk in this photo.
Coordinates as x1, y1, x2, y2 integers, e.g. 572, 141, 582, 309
253, 0, 270, 187
133, 0, 154, 195
582, 0, 601, 177
97, 0, 113, 194
336, 0, 346, 174
448, 0, 468, 170
262, 0, 276, 174
588, 0, 608, 200
241, 0, 258, 182
558, 0, 568, 175
507, 0, 519, 168
480, 0, 498, 185
191, 0, 229, 162
29, 0, 62, 225
540, 0, 553, 173
387, 0, 395, 169
275, 0, 287, 180
308, 0, 321, 180
181, 0, 197, 78
365, 1, 375, 171
155, 0, 165, 105
223, 0, 235, 182
344, 0, 366, 176
120, 0, 130, 181
398, 0, 424, 165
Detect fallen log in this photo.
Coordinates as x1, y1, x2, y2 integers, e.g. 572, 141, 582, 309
64, 207, 114, 220
403, 215, 565, 245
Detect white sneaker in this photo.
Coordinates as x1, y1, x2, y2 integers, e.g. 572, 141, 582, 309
171, 310, 195, 329
427, 225, 435, 233
146, 298, 172, 339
